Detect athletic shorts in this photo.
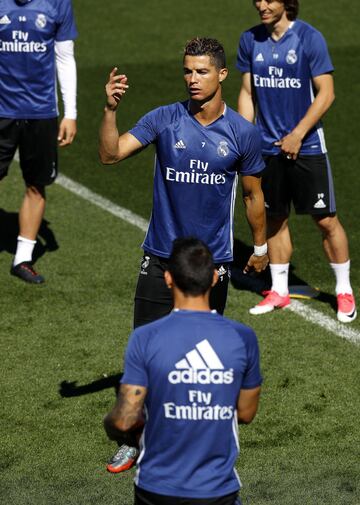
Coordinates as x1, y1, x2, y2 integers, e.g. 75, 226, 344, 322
0, 118, 58, 186
134, 486, 241, 505
133, 252, 231, 328
262, 154, 336, 216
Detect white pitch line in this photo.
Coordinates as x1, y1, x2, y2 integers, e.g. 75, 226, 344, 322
55, 174, 360, 345
56, 174, 148, 232
288, 300, 360, 345
11, 160, 358, 345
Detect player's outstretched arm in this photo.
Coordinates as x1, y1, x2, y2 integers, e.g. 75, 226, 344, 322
238, 72, 256, 123
104, 383, 147, 441
242, 174, 268, 273
237, 386, 261, 424
99, 67, 143, 164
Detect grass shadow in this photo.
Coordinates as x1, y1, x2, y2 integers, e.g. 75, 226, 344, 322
59, 373, 123, 398
0, 208, 59, 260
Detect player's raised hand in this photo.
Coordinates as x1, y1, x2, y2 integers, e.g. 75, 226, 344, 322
105, 67, 129, 111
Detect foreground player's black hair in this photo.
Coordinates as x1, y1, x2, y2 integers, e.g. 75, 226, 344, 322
283, 0, 299, 20
184, 37, 226, 70
167, 237, 215, 296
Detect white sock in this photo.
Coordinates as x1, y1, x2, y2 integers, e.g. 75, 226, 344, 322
330, 260, 352, 295
270, 263, 289, 296
13, 235, 36, 266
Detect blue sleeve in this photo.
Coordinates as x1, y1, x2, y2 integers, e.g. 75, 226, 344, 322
236, 32, 252, 73
240, 328, 262, 389
129, 107, 163, 146
238, 124, 265, 175
56, 0, 78, 41
304, 29, 334, 77
121, 331, 149, 387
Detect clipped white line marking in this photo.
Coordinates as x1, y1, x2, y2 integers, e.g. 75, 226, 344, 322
56, 174, 148, 232
10, 163, 353, 345
288, 300, 360, 344
56, 175, 360, 345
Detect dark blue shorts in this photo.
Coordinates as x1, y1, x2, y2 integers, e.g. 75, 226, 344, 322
262, 153, 336, 216
133, 252, 231, 328
0, 118, 58, 186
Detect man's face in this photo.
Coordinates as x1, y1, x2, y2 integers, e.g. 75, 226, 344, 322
183, 55, 226, 102
253, 0, 287, 25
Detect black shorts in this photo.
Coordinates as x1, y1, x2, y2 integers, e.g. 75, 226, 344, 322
134, 486, 241, 505
133, 252, 231, 328
0, 118, 58, 186
262, 154, 336, 216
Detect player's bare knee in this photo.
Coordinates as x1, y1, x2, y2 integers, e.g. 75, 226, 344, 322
313, 214, 343, 237
267, 215, 288, 238
25, 184, 46, 201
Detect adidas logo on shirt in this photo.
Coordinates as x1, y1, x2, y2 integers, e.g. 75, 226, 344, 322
168, 339, 234, 384
174, 140, 186, 149
0, 15, 11, 24
255, 53, 264, 62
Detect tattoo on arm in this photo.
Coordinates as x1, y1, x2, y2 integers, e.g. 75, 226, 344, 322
109, 384, 147, 431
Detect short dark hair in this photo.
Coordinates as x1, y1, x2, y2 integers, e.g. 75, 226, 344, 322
283, 0, 299, 20
184, 37, 226, 70
167, 237, 215, 296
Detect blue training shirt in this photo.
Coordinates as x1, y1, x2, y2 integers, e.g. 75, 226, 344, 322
236, 20, 334, 155
0, 0, 77, 119
129, 101, 264, 263
121, 309, 262, 499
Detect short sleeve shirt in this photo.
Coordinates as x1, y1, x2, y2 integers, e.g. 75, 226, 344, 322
0, 0, 78, 119
237, 20, 334, 155
122, 309, 262, 499
129, 102, 264, 262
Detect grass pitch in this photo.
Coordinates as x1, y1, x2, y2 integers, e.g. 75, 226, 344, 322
1, 0, 360, 503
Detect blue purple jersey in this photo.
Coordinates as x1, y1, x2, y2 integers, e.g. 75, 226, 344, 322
237, 20, 334, 155
121, 309, 262, 499
0, 0, 77, 119
129, 101, 264, 262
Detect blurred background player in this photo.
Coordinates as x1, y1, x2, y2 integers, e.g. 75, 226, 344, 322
0, 0, 77, 283
104, 237, 262, 505
237, 0, 356, 323
99, 37, 268, 329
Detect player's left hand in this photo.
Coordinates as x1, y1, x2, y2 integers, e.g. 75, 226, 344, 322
58, 118, 77, 147
243, 253, 269, 274
274, 130, 302, 160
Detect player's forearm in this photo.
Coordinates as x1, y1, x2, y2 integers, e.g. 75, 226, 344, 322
244, 191, 267, 246
104, 411, 145, 439
292, 83, 335, 141
99, 109, 122, 164
55, 40, 77, 120
104, 383, 147, 439
238, 73, 255, 122
238, 88, 255, 123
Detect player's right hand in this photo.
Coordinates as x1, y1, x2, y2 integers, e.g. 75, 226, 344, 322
243, 253, 269, 274
105, 67, 129, 111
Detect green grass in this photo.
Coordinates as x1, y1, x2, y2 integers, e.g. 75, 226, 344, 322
1, 0, 360, 503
